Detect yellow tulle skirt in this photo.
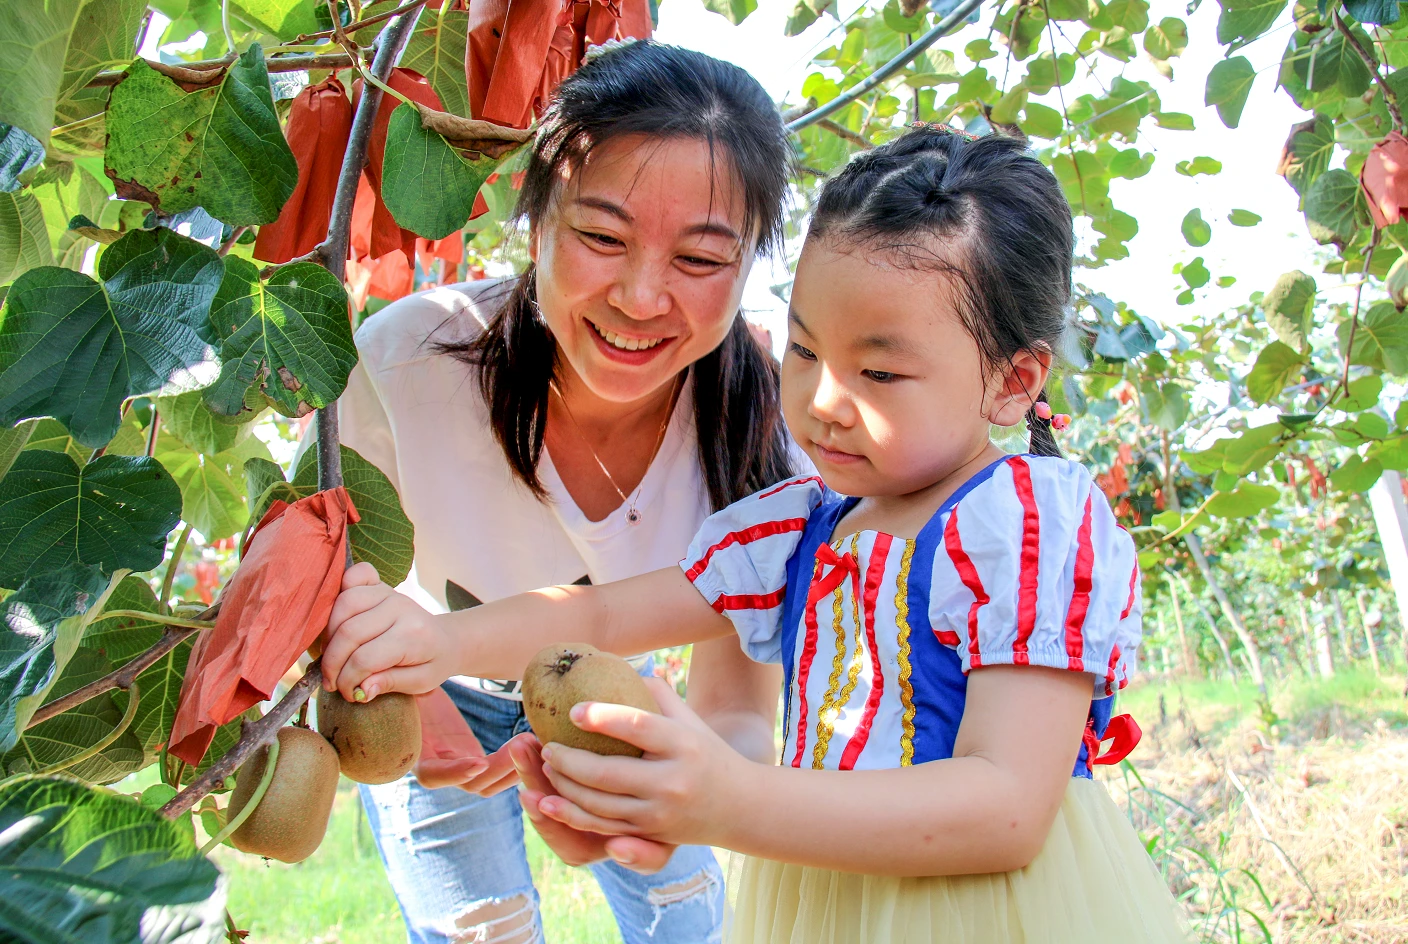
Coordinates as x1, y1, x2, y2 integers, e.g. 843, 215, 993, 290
725, 777, 1189, 944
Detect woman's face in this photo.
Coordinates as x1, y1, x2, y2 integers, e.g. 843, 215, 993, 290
531, 134, 756, 404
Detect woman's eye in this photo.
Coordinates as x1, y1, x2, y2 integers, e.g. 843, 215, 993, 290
679, 255, 725, 269
580, 230, 623, 248
788, 342, 817, 361
864, 369, 897, 383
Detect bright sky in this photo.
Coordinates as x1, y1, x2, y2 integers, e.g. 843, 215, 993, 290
656, 0, 1327, 350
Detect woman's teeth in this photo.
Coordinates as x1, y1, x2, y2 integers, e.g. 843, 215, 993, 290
592, 322, 664, 351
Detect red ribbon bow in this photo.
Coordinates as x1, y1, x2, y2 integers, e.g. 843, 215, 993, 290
1081, 713, 1141, 768
808, 542, 860, 605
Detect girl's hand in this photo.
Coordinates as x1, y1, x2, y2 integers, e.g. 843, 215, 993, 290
322, 562, 459, 702
534, 679, 752, 848
508, 733, 683, 872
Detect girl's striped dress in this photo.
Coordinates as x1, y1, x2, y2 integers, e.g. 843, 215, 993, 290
680, 454, 1188, 943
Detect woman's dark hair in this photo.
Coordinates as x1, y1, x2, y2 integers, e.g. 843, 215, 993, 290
808, 127, 1074, 457
441, 41, 795, 510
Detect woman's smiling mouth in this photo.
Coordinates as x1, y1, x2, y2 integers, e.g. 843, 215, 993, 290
588, 319, 667, 351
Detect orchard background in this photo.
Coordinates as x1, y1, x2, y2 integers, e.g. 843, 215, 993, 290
3, 0, 1408, 941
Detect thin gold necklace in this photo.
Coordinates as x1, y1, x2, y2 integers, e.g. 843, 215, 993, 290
549, 376, 680, 525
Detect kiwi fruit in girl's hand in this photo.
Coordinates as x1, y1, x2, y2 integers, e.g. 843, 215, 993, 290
316, 689, 422, 784
522, 643, 660, 757
229, 726, 339, 863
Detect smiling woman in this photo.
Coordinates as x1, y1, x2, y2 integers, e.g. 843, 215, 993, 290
335, 40, 797, 944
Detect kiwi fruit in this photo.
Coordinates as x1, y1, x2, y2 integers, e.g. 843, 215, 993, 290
228, 726, 339, 863
316, 689, 421, 784
522, 643, 661, 757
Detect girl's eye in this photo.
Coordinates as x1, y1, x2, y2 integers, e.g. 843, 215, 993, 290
579, 230, 623, 248
788, 342, 817, 361
864, 369, 897, 383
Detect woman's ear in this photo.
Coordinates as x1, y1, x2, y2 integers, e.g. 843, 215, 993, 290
988, 348, 1053, 428
528, 226, 540, 264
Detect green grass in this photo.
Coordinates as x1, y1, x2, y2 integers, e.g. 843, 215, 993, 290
212, 783, 623, 944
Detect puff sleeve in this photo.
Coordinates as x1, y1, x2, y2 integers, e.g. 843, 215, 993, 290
928, 456, 1141, 697
679, 476, 826, 663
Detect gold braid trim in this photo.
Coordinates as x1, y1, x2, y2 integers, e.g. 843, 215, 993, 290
895, 539, 917, 767
828, 535, 868, 759
811, 539, 853, 769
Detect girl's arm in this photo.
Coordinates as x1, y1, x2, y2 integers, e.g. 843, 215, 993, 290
320, 561, 733, 702
534, 665, 1093, 876
683, 637, 782, 764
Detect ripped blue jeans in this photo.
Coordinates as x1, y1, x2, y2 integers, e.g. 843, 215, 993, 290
360, 677, 725, 944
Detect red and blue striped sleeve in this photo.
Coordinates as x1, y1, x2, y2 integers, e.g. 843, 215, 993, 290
928, 456, 1141, 697
679, 475, 825, 663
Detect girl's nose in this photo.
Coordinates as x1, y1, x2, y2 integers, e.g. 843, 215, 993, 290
808, 366, 854, 426
606, 260, 672, 321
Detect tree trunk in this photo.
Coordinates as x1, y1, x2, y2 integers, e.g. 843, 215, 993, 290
1367, 470, 1408, 683
1171, 570, 1237, 678
1332, 591, 1355, 666
1354, 591, 1382, 674
1167, 581, 1199, 676
1301, 598, 1334, 679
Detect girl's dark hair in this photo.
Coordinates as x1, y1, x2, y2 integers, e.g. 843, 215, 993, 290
441, 41, 794, 510
808, 127, 1074, 457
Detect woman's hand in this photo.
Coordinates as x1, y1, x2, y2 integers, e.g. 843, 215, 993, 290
322, 562, 460, 702
411, 688, 522, 795
532, 678, 752, 848
508, 732, 683, 872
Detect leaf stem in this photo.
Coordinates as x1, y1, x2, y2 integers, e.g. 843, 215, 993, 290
93, 610, 215, 631
816, 119, 873, 149
160, 663, 322, 819
145, 408, 160, 458
198, 737, 279, 855
1334, 8, 1403, 134
86, 51, 364, 89
162, 523, 194, 608
1331, 228, 1380, 407
288, 0, 432, 43
33, 682, 140, 776
221, 0, 236, 55
218, 226, 248, 257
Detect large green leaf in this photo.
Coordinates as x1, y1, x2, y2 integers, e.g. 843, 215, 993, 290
0, 190, 54, 286
0, 421, 34, 482
230, 0, 321, 40
0, 452, 182, 588
1205, 56, 1256, 129
0, 227, 222, 448
402, 4, 471, 118
1302, 168, 1364, 246
1181, 208, 1211, 247
0, 775, 224, 944
1215, 0, 1286, 49
3, 646, 145, 783
702, 0, 759, 23
1245, 340, 1307, 404
1206, 482, 1280, 518
0, 0, 85, 149
105, 44, 297, 226
382, 104, 510, 240
154, 431, 271, 541
1279, 116, 1333, 196
154, 390, 251, 456
1143, 17, 1188, 60
1339, 301, 1408, 374
24, 416, 145, 466
1291, 28, 1372, 95
291, 445, 415, 586
203, 257, 357, 421
1262, 270, 1316, 350
30, 163, 113, 270
0, 565, 113, 752
1331, 454, 1384, 492
52, 0, 147, 130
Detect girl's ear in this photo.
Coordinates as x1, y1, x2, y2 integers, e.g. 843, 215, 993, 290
988, 348, 1052, 428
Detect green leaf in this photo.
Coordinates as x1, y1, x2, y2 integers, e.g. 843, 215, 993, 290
4, 646, 144, 783
1262, 270, 1316, 351
1020, 101, 1064, 138
1206, 482, 1280, 518
1108, 149, 1153, 179
52, 0, 147, 136
203, 257, 357, 421
965, 39, 998, 60
0, 452, 182, 588
990, 87, 1027, 125
1139, 380, 1189, 430
0, 565, 113, 751
1228, 209, 1262, 226
0, 0, 84, 149
1343, 0, 1402, 23
1292, 28, 1372, 95
1223, 423, 1286, 474
292, 445, 415, 587
230, 0, 321, 39
1339, 374, 1383, 411
1182, 257, 1210, 288
1205, 56, 1256, 128
1339, 301, 1408, 374
105, 45, 297, 226
31, 163, 116, 270
0, 189, 53, 285
243, 455, 285, 507
0, 421, 34, 483
1176, 157, 1222, 177
0, 124, 46, 192
157, 433, 271, 541
1023, 52, 1076, 93
882, 0, 926, 32
1143, 16, 1188, 59
1154, 111, 1196, 130
1104, 0, 1150, 32
1331, 454, 1384, 492
1246, 341, 1307, 404
0, 775, 223, 942
401, 3, 471, 118
1278, 116, 1333, 196
0, 228, 221, 448
154, 390, 250, 456
1184, 439, 1228, 474
701, 0, 758, 23
1303, 168, 1365, 246
1181, 209, 1212, 247
1215, 0, 1286, 48
381, 104, 511, 240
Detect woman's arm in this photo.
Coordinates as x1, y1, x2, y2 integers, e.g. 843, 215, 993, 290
683, 636, 780, 765
321, 562, 734, 702
534, 666, 1093, 876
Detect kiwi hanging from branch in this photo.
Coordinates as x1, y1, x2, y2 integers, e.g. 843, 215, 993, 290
227, 726, 339, 863
316, 689, 422, 784
522, 643, 661, 757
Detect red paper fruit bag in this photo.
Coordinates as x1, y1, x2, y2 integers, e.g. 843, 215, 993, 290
1362, 131, 1408, 228
167, 487, 359, 766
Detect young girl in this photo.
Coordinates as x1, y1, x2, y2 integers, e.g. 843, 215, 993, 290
321, 127, 1188, 942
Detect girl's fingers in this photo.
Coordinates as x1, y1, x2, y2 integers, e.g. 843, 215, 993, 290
352, 665, 437, 702
568, 702, 675, 755
338, 627, 423, 698
536, 793, 640, 837
341, 560, 381, 590
541, 760, 648, 822
603, 835, 676, 875
327, 583, 394, 634
539, 743, 644, 796
321, 605, 395, 691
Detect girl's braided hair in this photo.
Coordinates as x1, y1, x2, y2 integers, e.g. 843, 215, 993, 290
808, 127, 1074, 456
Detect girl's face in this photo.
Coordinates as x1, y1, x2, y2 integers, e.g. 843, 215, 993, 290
531, 135, 756, 404
782, 240, 1045, 499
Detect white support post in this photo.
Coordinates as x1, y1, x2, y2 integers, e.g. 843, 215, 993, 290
1369, 471, 1408, 637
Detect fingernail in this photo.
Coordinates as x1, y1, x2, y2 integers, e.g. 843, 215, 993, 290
570, 703, 586, 722
609, 848, 635, 865
540, 744, 554, 763
353, 687, 368, 702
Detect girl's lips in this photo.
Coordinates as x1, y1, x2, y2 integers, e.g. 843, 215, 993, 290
813, 443, 865, 465
586, 322, 675, 366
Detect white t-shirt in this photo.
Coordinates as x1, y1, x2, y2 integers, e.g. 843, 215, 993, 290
339, 279, 715, 697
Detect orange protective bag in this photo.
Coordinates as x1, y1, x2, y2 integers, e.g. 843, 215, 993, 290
1362, 131, 1408, 228
356, 68, 445, 261
167, 487, 359, 765
254, 75, 353, 264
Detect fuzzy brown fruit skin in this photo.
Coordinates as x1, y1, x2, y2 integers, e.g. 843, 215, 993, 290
316, 689, 421, 784
229, 726, 339, 863
522, 643, 660, 757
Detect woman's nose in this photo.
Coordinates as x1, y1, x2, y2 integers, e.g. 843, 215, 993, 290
808, 366, 854, 426
607, 261, 672, 321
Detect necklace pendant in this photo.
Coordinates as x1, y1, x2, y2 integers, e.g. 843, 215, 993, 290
626, 507, 642, 525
